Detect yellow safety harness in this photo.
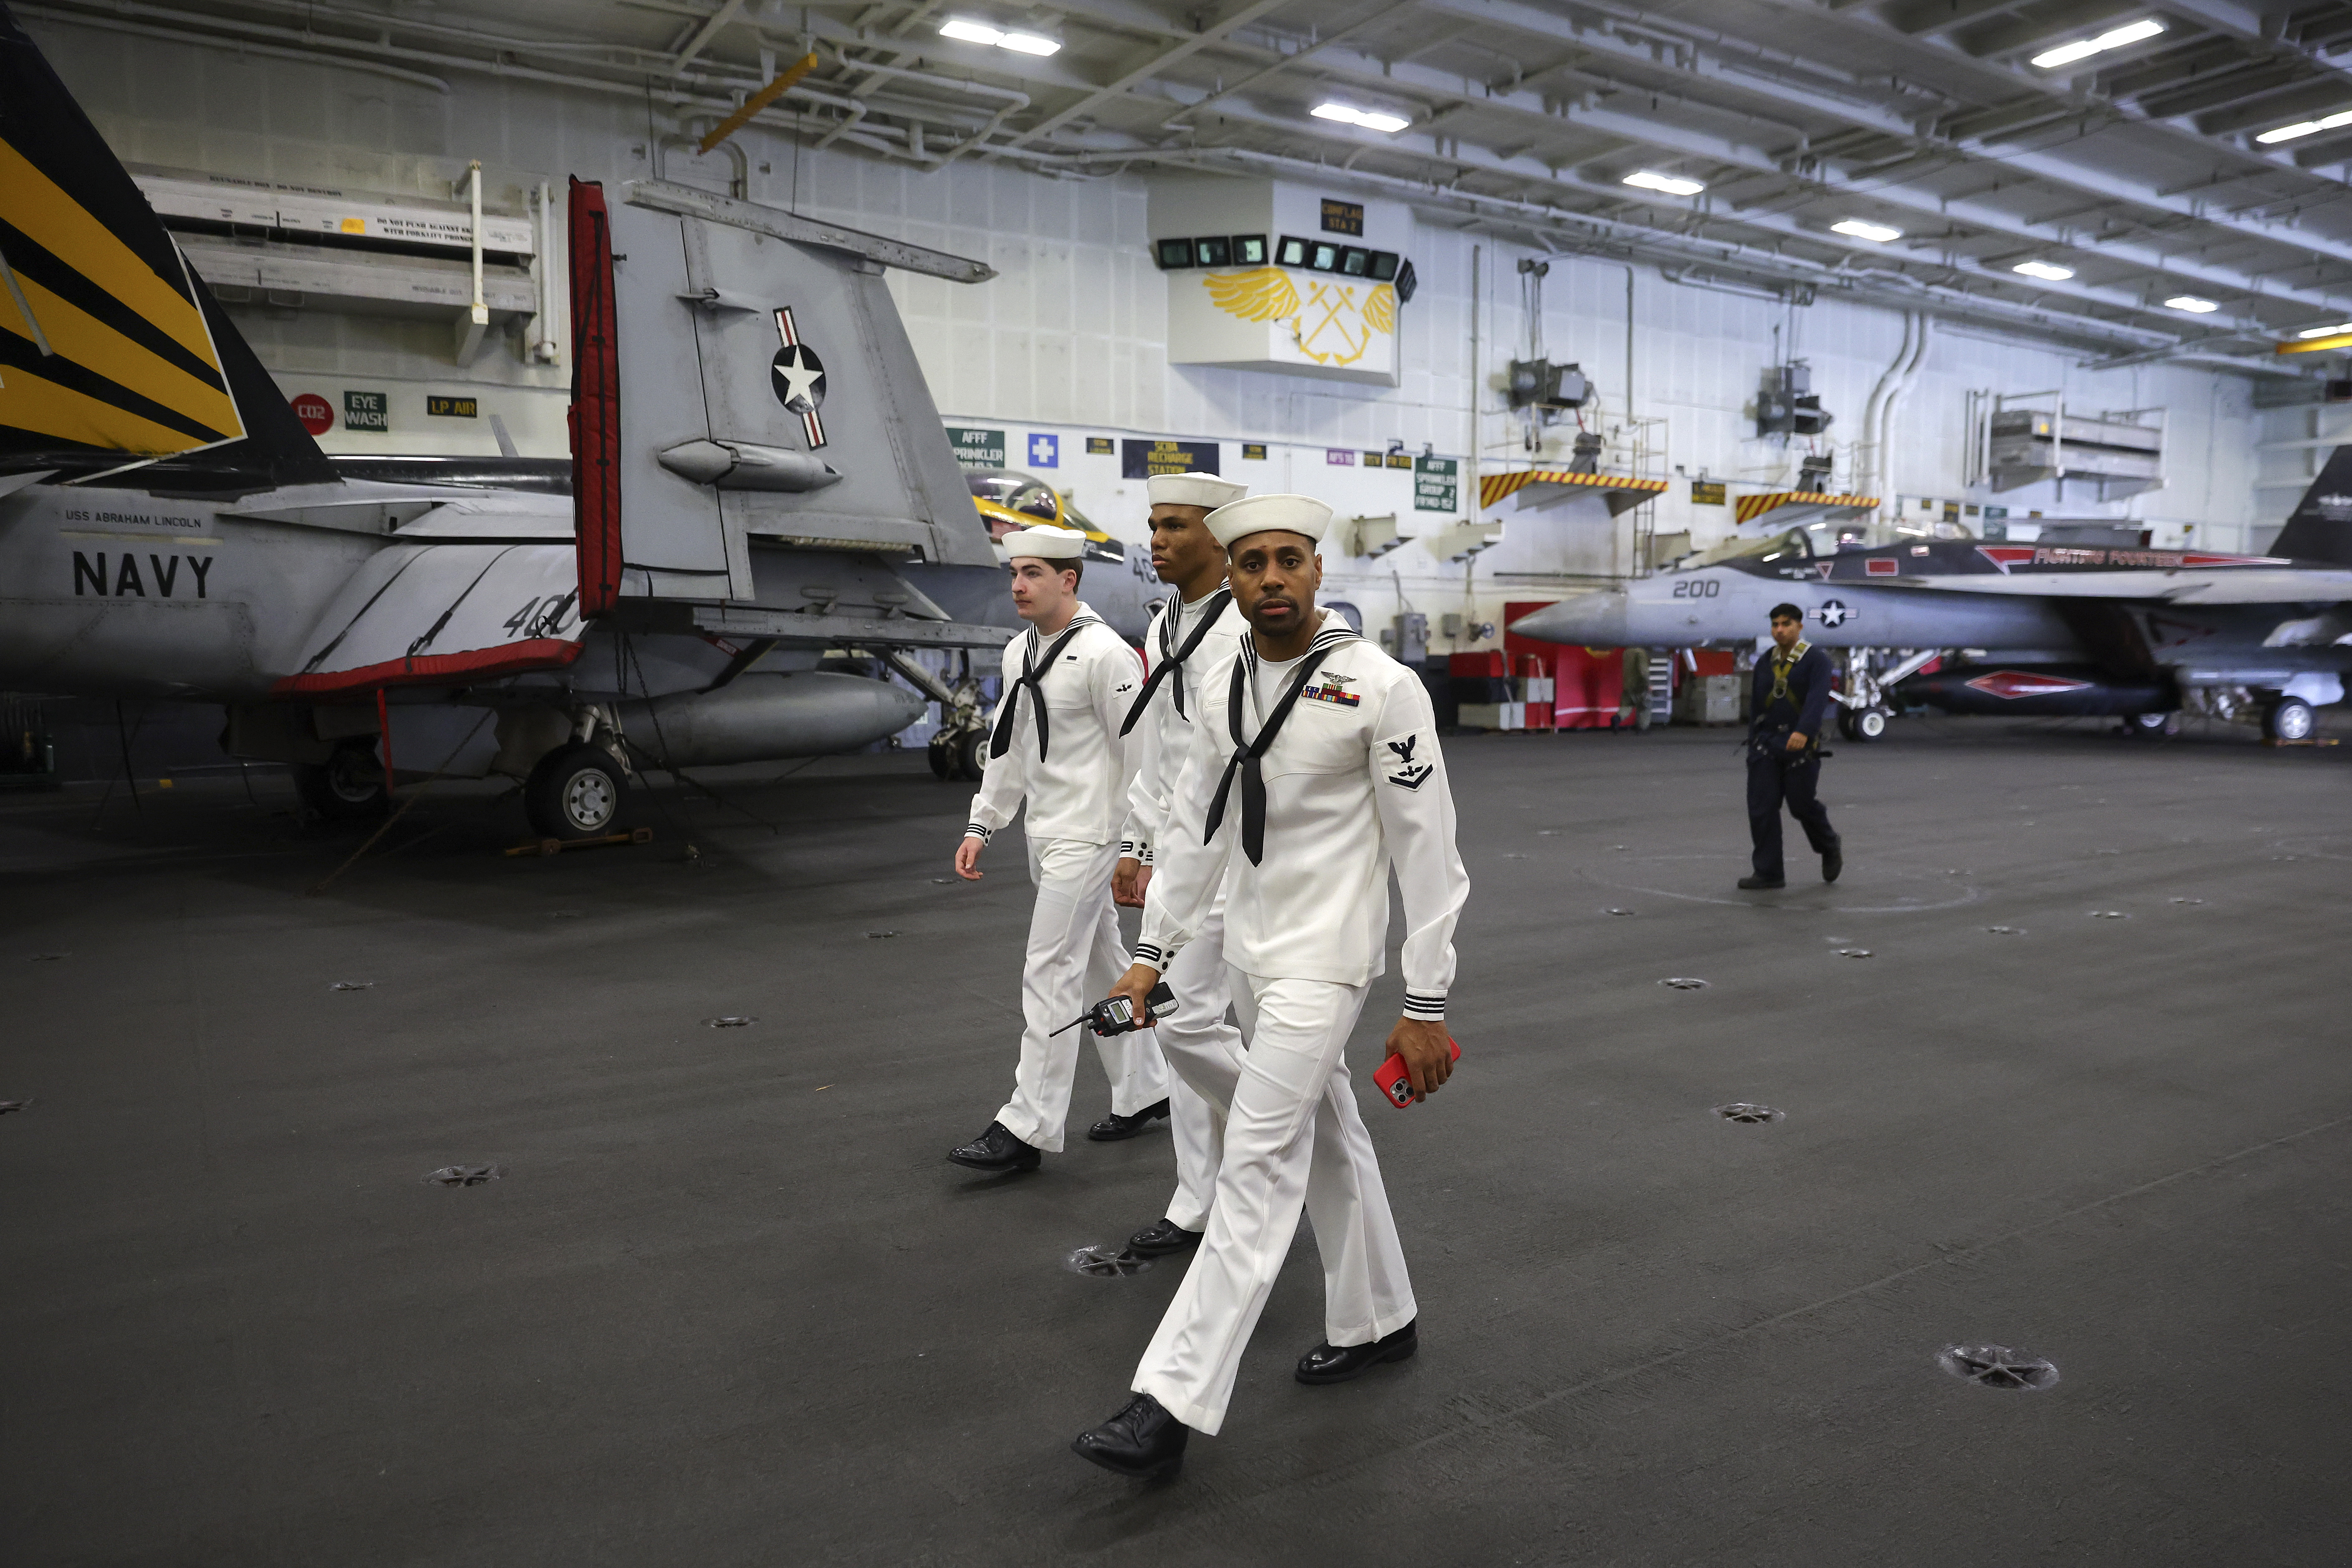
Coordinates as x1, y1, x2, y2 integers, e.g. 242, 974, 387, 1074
1767, 639, 1811, 707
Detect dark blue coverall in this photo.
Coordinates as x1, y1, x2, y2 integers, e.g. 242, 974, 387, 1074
1747, 643, 1840, 882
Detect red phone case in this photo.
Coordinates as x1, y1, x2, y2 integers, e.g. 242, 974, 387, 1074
1374, 1037, 1461, 1108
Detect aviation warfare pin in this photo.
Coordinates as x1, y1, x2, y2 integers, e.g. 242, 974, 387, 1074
1302, 670, 1361, 707
771, 307, 828, 448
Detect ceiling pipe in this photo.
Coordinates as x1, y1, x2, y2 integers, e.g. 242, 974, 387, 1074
1876, 316, 1935, 512
1860, 313, 1919, 506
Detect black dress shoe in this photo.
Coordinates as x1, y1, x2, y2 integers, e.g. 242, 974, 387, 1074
1071, 1392, 1188, 1479
1822, 841, 1843, 883
1737, 875, 1785, 891
1125, 1217, 1205, 1258
946, 1121, 1040, 1173
1086, 1097, 1171, 1142
1296, 1320, 1418, 1385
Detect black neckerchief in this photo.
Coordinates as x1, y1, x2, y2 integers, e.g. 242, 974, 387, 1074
1203, 616, 1362, 865
1119, 587, 1232, 735
988, 614, 1099, 762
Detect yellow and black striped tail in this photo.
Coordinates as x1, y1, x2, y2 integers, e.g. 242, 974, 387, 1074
0, 5, 329, 485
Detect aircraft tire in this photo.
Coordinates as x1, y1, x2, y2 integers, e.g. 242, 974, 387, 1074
2264, 697, 2316, 743
954, 728, 987, 782
927, 732, 956, 780
1839, 707, 1888, 742
2126, 712, 2172, 738
524, 743, 627, 840
294, 738, 388, 819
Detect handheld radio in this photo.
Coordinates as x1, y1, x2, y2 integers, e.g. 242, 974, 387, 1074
1051, 981, 1177, 1039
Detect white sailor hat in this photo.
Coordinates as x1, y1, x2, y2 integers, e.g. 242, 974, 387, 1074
1205, 493, 1332, 549
1147, 471, 1247, 511
1000, 525, 1086, 560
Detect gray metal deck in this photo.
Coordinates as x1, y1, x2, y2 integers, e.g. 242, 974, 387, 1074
4, 722, 2347, 1565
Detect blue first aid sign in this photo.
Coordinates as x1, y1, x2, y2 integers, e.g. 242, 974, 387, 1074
1027, 433, 1060, 468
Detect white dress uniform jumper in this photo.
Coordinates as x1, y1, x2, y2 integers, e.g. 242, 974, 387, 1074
1119, 585, 1252, 1234
964, 596, 1172, 1152
1131, 598, 1469, 1434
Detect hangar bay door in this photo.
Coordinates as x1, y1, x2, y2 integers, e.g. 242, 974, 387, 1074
600, 183, 993, 604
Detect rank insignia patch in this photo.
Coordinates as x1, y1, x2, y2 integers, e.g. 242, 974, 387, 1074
1382, 733, 1433, 789
1302, 670, 1361, 707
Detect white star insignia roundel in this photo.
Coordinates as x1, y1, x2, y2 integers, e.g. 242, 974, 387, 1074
1813, 599, 1856, 628
770, 307, 828, 448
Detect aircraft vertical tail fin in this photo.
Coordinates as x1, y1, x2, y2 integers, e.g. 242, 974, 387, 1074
582, 178, 998, 602
0, 4, 330, 486
2268, 445, 2352, 566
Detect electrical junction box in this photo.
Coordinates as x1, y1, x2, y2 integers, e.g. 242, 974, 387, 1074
1757, 362, 1832, 437
1147, 176, 1408, 387
1506, 359, 1591, 414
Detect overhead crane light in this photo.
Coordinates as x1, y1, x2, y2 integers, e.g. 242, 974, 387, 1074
1831, 218, 1902, 243
2030, 18, 2165, 70
2299, 321, 2352, 338
1312, 102, 1411, 134
2165, 295, 2220, 314
2013, 260, 2075, 281
939, 18, 1061, 55
2256, 108, 2352, 145
1623, 170, 1705, 196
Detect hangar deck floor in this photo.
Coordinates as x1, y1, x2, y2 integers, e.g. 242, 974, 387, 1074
3, 720, 2348, 1567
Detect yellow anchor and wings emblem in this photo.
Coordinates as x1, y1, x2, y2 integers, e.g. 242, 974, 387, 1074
1203, 268, 1395, 367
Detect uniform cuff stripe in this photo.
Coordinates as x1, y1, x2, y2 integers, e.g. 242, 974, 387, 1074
964, 823, 992, 841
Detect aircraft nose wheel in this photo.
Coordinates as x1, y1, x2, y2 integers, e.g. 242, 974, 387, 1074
927, 727, 989, 782
2264, 696, 2316, 742
524, 743, 626, 840
954, 727, 987, 782
1838, 707, 1889, 742
294, 738, 389, 819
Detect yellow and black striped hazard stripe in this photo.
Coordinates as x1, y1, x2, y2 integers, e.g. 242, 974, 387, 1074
1, 7, 243, 467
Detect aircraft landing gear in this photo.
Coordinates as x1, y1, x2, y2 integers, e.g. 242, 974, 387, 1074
2263, 696, 2316, 742
1837, 706, 1889, 742
928, 725, 987, 782
525, 743, 627, 840
2125, 711, 2177, 739
294, 738, 388, 819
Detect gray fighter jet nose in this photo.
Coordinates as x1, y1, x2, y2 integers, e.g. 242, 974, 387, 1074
1509, 590, 1627, 647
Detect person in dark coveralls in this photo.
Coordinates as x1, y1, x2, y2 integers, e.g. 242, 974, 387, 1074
1739, 604, 1843, 891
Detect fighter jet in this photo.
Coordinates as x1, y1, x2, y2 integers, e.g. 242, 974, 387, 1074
0, 6, 1016, 838
1509, 455, 2352, 743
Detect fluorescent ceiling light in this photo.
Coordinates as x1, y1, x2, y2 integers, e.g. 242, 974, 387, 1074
2165, 295, 2220, 314
2297, 321, 2352, 338
2030, 18, 2165, 70
1312, 102, 1410, 134
939, 18, 1060, 54
2013, 260, 2075, 281
1623, 170, 1705, 196
2256, 108, 2352, 145
1831, 218, 1902, 243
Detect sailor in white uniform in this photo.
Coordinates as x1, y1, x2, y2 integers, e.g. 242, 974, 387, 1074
948, 526, 1172, 1173
1071, 494, 1471, 1477
1111, 471, 1251, 1261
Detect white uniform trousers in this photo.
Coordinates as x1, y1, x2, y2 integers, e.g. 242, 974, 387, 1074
1152, 905, 1243, 1232
1132, 968, 1418, 1435
995, 836, 1172, 1153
